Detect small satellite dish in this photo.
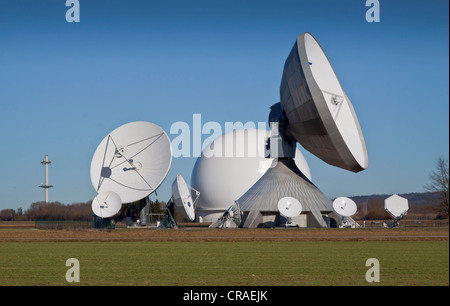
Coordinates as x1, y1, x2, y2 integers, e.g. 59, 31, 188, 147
332, 197, 357, 228
213, 201, 242, 228
333, 197, 357, 217
277, 197, 302, 218
92, 191, 122, 219
280, 32, 368, 173
172, 174, 195, 221
90, 121, 172, 204
228, 201, 242, 227
384, 194, 409, 219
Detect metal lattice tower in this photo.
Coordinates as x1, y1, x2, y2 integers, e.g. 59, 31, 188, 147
38, 155, 53, 203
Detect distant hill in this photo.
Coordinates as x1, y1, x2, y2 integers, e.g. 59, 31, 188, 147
344, 192, 443, 220
348, 192, 439, 206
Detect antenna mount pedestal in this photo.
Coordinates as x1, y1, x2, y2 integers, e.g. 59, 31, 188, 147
267, 102, 296, 159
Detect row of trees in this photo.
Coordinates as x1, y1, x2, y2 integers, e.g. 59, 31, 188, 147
352, 196, 445, 220
3, 194, 444, 222
0, 199, 168, 222
1, 157, 448, 222
0, 201, 93, 221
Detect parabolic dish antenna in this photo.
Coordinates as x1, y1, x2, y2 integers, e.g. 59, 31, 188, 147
172, 174, 195, 221
333, 197, 357, 217
90, 121, 172, 204
211, 201, 242, 228
277, 197, 303, 218
384, 194, 409, 218
228, 201, 242, 227
280, 32, 368, 172
92, 191, 122, 219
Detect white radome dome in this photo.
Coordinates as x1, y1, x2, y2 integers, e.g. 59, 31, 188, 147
191, 129, 311, 222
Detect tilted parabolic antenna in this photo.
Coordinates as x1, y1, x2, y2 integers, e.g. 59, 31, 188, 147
90, 121, 172, 219
237, 32, 368, 228
211, 201, 242, 228
332, 197, 357, 228
229, 202, 242, 227
384, 194, 409, 227
160, 174, 200, 228
277, 197, 303, 228
172, 174, 198, 221
91, 191, 122, 219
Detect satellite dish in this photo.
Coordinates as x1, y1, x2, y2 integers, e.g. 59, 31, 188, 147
211, 201, 242, 228
332, 197, 357, 228
92, 191, 122, 219
384, 194, 409, 219
228, 201, 242, 227
333, 197, 357, 217
172, 174, 195, 221
277, 197, 302, 218
279, 32, 368, 173
90, 121, 172, 204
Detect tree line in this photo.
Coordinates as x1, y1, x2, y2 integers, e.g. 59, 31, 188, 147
1, 195, 444, 222
1, 157, 448, 222
0, 199, 167, 222
352, 195, 446, 221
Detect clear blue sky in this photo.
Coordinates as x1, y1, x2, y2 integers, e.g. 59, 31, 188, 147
0, 0, 448, 210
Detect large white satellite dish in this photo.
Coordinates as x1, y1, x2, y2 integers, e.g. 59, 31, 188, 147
333, 197, 357, 217
172, 174, 196, 221
280, 32, 368, 173
277, 197, 303, 218
90, 121, 172, 204
92, 191, 122, 219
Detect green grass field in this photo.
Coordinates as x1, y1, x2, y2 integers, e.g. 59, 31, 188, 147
0, 241, 448, 286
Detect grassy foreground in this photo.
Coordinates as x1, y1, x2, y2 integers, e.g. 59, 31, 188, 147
0, 241, 448, 286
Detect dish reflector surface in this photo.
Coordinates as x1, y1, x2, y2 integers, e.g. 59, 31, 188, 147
172, 174, 195, 221
384, 194, 409, 218
277, 197, 303, 218
332, 197, 357, 217
280, 32, 368, 172
90, 121, 172, 204
92, 191, 122, 218
228, 202, 242, 227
